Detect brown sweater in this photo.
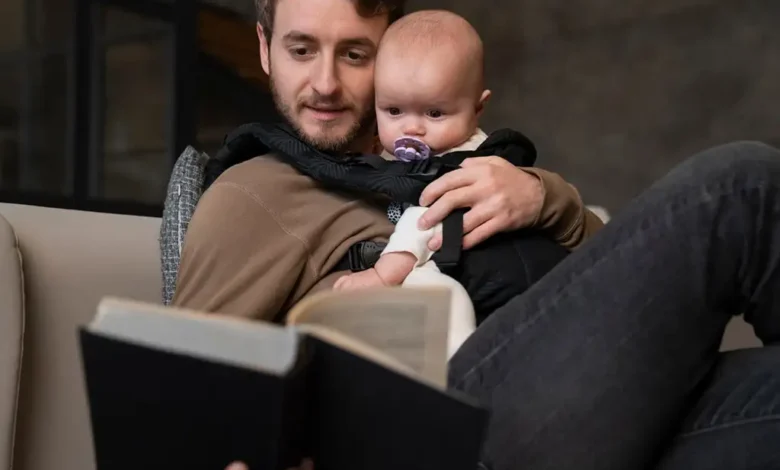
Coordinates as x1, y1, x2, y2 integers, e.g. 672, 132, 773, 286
172, 155, 603, 320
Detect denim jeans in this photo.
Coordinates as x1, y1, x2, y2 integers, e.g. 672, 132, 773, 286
449, 141, 780, 470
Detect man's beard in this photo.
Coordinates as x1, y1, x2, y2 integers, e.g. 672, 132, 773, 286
269, 75, 375, 153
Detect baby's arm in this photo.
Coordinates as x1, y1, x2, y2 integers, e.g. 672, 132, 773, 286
376, 206, 440, 282
334, 206, 441, 291
372, 251, 418, 285
333, 252, 417, 291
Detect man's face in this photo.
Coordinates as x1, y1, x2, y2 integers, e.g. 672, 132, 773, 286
258, 0, 388, 152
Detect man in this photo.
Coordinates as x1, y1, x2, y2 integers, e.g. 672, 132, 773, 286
172, 0, 601, 319
175, 0, 780, 469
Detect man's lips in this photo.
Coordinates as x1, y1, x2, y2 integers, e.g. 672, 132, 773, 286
303, 106, 349, 121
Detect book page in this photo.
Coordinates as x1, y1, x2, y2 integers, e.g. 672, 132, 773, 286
89, 297, 300, 375
286, 287, 450, 388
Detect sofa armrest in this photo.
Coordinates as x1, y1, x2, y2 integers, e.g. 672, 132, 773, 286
0, 212, 24, 470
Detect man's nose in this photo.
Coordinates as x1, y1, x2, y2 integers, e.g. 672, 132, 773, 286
311, 57, 341, 97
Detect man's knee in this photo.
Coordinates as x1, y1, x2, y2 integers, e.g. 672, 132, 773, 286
677, 140, 780, 185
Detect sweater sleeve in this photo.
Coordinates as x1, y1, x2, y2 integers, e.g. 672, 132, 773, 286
521, 168, 604, 249
172, 181, 309, 321
382, 206, 440, 266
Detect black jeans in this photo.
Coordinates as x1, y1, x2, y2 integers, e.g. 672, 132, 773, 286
449, 141, 780, 470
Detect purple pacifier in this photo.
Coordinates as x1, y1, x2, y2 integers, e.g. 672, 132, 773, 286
393, 136, 431, 162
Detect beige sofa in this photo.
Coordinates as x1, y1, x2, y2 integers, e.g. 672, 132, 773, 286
0, 202, 762, 470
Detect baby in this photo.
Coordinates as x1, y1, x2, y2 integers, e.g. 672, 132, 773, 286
334, 10, 490, 356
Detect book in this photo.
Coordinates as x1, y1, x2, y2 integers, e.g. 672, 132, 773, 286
79, 287, 489, 470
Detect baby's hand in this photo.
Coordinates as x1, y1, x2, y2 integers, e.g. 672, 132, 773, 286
334, 268, 387, 291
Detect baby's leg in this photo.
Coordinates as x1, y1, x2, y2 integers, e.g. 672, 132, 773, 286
403, 262, 476, 359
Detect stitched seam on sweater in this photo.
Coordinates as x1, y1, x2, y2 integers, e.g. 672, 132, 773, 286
554, 183, 586, 245
556, 201, 585, 244
523, 168, 546, 228
218, 182, 318, 279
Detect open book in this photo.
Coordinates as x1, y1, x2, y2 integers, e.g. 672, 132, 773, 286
79, 287, 489, 470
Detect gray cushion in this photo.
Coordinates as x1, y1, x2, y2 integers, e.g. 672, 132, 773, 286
159, 146, 209, 305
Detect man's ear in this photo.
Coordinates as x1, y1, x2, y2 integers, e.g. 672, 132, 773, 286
257, 22, 270, 75
476, 89, 491, 117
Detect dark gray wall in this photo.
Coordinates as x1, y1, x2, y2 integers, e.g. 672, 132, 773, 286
407, 0, 780, 211
222, 0, 780, 211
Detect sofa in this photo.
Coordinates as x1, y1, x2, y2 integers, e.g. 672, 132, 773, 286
0, 202, 762, 470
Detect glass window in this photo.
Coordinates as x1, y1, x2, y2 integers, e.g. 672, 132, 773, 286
0, 0, 25, 54
0, 61, 21, 190
196, 7, 277, 156
93, 5, 173, 204
196, 58, 277, 156
23, 53, 71, 193
0, 0, 71, 195
33, 0, 74, 49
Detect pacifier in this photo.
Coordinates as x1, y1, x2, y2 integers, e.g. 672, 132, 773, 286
393, 136, 431, 162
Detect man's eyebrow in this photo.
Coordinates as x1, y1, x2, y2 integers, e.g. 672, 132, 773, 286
280, 31, 376, 49
340, 37, 377, 49
281, 31, 317, 43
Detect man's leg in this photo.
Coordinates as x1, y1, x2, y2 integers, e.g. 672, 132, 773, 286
656, 346, 780, 470
448, 141, 780, 470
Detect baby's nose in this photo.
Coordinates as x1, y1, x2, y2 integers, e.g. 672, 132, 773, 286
402, 119, 426, 136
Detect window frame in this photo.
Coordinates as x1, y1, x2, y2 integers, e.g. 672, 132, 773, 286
0, 0, 197, 217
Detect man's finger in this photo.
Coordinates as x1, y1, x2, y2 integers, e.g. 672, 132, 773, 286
462, 206, 493, 235
419, 187, 474, 229
419, 168, 477, 207
462, 218, 504, 250
459, 156, 501, 168
226, 463, 249, 470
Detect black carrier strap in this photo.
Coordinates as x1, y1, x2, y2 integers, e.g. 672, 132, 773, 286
432, 209, 465, 270
206, 122, 537, 202
206, 121, 539, 274
333, 212, 464, 274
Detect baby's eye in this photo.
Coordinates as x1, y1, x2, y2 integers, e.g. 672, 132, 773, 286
426, 109, 444, 119
387, 107, 401, 116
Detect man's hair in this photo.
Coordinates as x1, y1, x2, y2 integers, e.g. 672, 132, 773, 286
256, 0, 406, 43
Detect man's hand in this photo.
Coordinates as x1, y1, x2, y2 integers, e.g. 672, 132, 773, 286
418, 156, 544, 250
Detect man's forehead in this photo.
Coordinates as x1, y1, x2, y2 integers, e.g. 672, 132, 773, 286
273, 0, 388, 44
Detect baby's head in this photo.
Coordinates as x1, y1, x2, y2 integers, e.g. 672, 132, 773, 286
374, 10, 490, 155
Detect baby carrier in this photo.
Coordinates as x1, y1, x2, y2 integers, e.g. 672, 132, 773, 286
160, 121, 569, 322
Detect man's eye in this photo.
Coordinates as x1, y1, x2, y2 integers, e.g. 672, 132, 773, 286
387, 108, 401, 116
290, 47, 311, 57
427, 110, 444, 118
344, 50, 367, 63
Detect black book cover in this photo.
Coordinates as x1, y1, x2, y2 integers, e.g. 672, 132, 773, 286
80, 329, 489, 470
307, 336, 489, 470
79, 329, 311, 470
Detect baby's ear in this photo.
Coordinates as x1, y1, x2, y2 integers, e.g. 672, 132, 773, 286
476, 90, 492, 117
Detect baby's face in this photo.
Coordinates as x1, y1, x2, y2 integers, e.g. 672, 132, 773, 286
374, 52, 485, 155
